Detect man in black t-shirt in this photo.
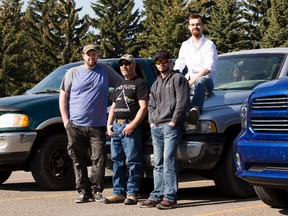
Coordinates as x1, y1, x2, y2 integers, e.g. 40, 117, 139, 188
105, 54, 149, 205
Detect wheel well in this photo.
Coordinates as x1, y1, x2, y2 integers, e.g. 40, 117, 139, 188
222, 124, 241, 152
28, 123, 67, 166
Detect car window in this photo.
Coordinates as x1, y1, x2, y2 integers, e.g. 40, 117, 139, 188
27, 59, 157, 95
27, 60, 114, 94
27, 62, 83, 94
215, 53, 286, 90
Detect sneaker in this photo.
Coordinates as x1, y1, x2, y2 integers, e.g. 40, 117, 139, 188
92, 192, 104, 203
137, 199, 159, 208
103, 194, 125, 204
156, 200, 178, 210
75, 193, 94, 203
188, 107, 200, 124
124, 194, 138, 205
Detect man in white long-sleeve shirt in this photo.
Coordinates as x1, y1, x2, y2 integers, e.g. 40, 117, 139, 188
174, 13, 218, 124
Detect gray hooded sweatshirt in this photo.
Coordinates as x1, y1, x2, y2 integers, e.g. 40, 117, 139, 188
148, 70, 190, 127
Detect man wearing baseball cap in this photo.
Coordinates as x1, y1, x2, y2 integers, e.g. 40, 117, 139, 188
82, 44, 98, 54
105, 54, 149, 205
117, 54, 136, 64
138, 50, 190, 210
59, 44, 123, 203
154, 50, 171, 60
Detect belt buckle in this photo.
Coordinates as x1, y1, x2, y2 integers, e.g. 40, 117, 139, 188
117, 119, 125, 124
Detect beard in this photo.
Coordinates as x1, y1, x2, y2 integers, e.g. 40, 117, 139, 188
121, 70, 130, 77
192, 28, 201, 38
86, 59, 96, 67
158, 65, 170, 74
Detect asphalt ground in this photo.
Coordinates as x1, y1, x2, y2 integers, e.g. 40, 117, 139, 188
0, 170, 287, 216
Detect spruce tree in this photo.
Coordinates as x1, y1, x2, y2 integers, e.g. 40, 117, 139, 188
90, 0, 141, 58
138, 0, 187, 58
0, 0, 33, 96
53, 0, 89, 63
241, 0, 271, 49
182, 0, 216, 21
23, 0, 88, 81
261, 0, 288, 47
207, 0, 250, 53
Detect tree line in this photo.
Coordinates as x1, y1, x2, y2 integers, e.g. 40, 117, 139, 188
0, 0, 287, 96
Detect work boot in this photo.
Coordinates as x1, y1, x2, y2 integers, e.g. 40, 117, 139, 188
156, 199, 178, 210
103, 194, 125, 204
124, 194, 138, 205
137, 199, 159, 208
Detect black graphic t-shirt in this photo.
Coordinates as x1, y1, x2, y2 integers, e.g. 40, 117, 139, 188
111, 76, 149, 120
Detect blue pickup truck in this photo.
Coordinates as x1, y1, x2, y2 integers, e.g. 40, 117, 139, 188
234, 77, 288, 208
1, 48, 288, 198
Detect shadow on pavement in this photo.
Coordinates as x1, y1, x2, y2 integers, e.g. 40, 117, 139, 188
138, 185, 259, 209
0, 176, 114, 192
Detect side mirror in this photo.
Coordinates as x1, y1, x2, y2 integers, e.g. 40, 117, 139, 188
108, 87, 115, 93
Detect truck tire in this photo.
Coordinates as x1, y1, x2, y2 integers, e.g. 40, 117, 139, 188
0, 171, 12, 184
254, 186, 288, 208
213, 144, 256, 198
30, 134, 75, 190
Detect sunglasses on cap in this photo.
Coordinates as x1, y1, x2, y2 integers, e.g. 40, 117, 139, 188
118, 60, 132, 66
155, 59, 169, 65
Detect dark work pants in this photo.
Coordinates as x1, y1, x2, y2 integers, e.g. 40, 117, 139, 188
66, 121, 106, 194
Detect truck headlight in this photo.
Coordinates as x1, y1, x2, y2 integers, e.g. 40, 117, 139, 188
185, 121, 217, 134
240, 102, 248, 129
0, 114, 29, 128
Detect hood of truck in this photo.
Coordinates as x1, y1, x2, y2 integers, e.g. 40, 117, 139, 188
0, 94, 58, 110
252, 77, 288, 92
0, 94, 60, 130
203, 90, 251, 109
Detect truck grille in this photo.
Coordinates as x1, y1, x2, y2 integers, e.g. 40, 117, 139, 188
251, 95, 288, 132
251, 95, 288, 110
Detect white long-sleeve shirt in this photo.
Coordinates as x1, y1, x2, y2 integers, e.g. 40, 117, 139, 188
174, 35, 218, 83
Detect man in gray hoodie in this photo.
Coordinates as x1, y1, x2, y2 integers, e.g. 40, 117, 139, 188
137, 50, 190, 210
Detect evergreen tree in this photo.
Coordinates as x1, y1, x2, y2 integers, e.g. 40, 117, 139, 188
0, 0, 33, 96
54, 0, 89, 63
182, 0, 217, 25
241, 0, 271, 49
23, 0, 88, 82
261, 0, 288, 47
90, 0, 141, 58
207, 0, 250, 54
139, 0, 187, 58
24, 0, 59, 81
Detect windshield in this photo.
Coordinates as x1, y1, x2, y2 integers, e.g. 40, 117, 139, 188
215, 53, 285, 90
27, 62, 83, 94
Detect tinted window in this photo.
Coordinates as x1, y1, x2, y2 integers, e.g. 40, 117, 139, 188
215, 54, 285, 90
27, 62, 83, 94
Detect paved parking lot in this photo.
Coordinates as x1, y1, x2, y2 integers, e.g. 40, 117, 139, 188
0, 171, 287, 216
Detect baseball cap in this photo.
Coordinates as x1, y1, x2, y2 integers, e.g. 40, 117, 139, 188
118, 54, 135, 64
82, 44, 97, 54
154, 50, 171, 60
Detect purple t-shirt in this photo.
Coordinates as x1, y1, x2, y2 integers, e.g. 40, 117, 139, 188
60, 63, 123, 127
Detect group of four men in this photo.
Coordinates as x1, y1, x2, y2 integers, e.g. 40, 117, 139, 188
59, 13, 218, 210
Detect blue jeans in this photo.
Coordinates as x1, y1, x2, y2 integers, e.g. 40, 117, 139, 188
148, 124, 183, 203
111, 122, 143, 196
191, 76, 214, 110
